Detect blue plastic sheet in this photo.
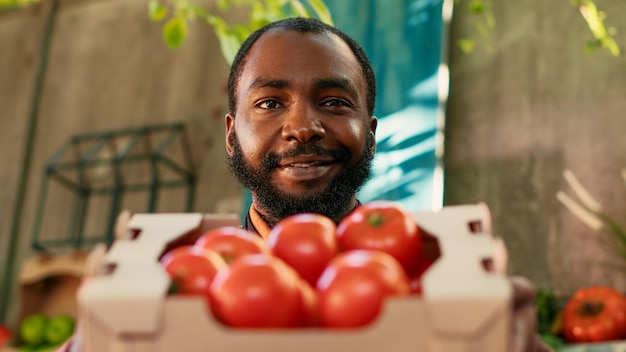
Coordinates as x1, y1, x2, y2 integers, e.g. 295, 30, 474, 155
328, 0, 445, 211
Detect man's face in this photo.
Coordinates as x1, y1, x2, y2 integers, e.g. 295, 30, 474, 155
225, 29, 377, 225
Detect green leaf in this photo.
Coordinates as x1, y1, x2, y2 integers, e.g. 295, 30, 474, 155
199, 11, 218, 26
215, 27, 243, 65
269, 1, 287, 17
306, 0, 333, 24
457, 37, 476, 53
535, 287, 559, 335
289, 1, 311, 18
540, 333, 565, 350
264, 0, 283, 14
216, 0, 230, 12
0, 0, 40, 10
168, 280, 180, 294
163, 17, 189, 50
607, 41, 621, 56
232, 24, 253, 43
576, 1, 621, 56
467, 0, 484, 14
250, 2, 278, 29
148, 0, 167, 22
584, 39, 597, 53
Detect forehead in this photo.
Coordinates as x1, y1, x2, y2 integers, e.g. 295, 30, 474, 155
237, 29, 366, 94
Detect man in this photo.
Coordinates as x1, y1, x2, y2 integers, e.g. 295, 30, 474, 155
223, 17, 548, 352
225, 17, 376, 238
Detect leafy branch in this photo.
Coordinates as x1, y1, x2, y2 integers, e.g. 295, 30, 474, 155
455, 0, 621, 56
573, 0, 620, 56
455, 0, 496, 54
148, 0, 333, 64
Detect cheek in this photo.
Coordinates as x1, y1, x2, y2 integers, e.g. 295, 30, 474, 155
338, 120, 370, 154
235, 120, 272, 160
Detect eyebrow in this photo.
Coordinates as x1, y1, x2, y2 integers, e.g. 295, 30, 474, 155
247, 77, 359, 97
247, 78, 289, 91
314, 77, 359, 98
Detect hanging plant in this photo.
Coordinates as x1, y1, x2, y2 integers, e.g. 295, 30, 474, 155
148, 0, 333, 65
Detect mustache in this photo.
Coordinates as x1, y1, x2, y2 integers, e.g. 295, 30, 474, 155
262, 144, 352, 169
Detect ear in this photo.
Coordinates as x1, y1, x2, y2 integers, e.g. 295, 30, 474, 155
369, 115, 378, 135
225, 113, 236, 157
369, 116, 378, 154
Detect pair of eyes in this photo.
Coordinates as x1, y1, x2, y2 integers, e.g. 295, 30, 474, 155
255, 98, 353, 110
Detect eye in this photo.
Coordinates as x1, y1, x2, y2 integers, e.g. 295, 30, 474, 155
256, 99, 282, 109
321, 98, 352, 108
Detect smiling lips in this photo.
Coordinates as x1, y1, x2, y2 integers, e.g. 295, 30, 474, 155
278, 155, 337, 180
279, 154, 335, 167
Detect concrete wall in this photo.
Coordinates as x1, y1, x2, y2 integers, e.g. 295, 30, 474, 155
444, 1, 626, 297
0, 0, 246, 322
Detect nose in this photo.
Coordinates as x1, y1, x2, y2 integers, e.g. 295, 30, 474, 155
281, 102, 326, 143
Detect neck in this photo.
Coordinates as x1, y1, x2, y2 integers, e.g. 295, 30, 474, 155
251, 195, 359, 227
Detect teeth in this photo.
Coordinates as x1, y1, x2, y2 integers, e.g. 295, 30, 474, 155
290, 161, 321, 167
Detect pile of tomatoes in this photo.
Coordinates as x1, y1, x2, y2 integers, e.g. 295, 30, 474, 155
159, 201, 437, 329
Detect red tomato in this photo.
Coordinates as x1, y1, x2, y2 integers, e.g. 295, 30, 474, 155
409, 232, 441, 294
295, 279, 320, 327
208, 254, 304, 328
160, 245, 226, 297
562, 286, 626, 343
336, 201, 423, 277
0, 324, 10, 348
195, 226, 270, 264
267, 213, 338, 286
316, 250, 410, 328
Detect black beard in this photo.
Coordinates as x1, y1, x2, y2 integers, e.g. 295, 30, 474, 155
227, 133, 375, 226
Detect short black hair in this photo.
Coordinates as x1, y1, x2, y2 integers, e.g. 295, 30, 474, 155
227, 17, 376, 116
